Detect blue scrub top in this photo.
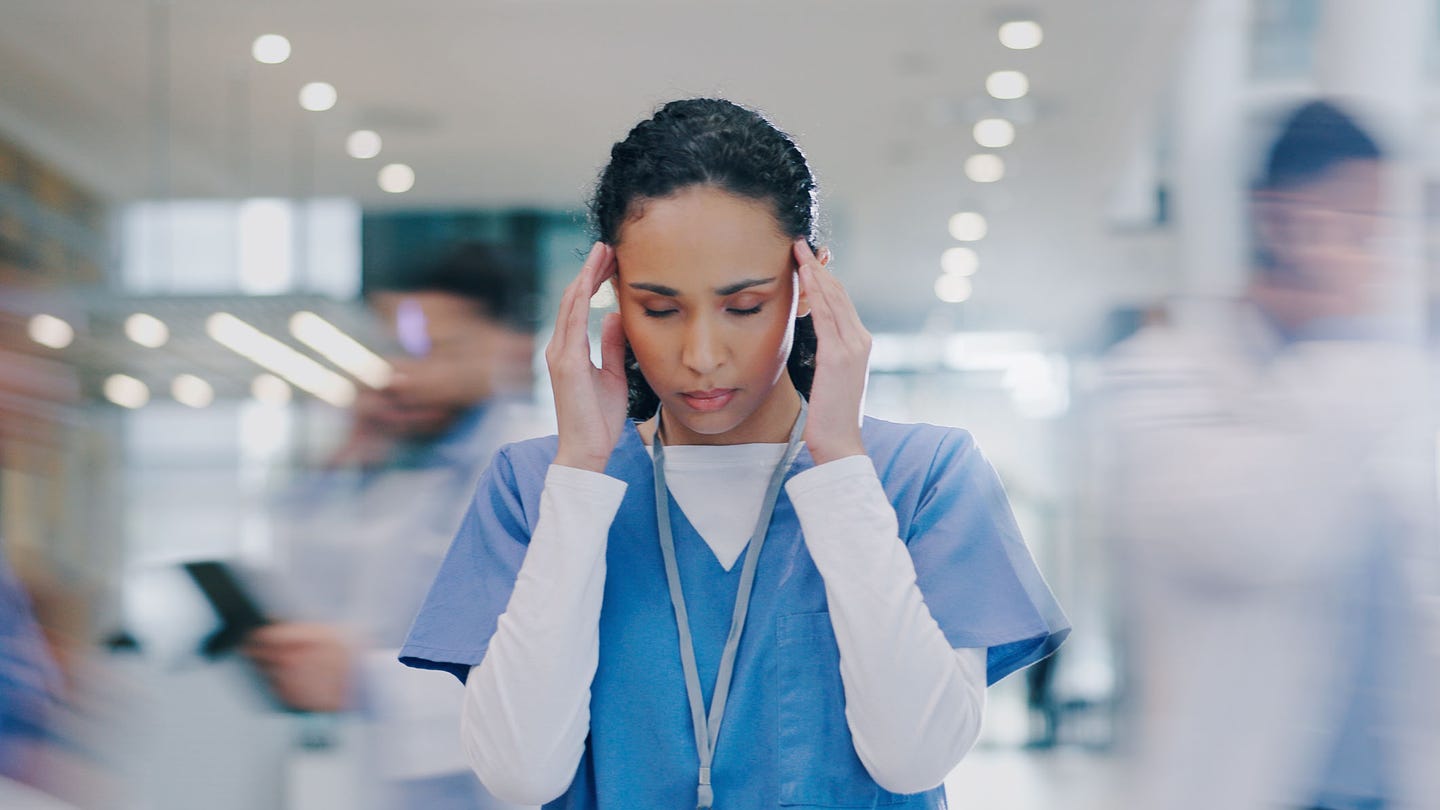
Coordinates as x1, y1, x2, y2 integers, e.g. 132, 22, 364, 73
401, 417, 1069, 809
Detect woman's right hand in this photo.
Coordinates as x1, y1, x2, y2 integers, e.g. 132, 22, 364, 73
547, 242, 629, 473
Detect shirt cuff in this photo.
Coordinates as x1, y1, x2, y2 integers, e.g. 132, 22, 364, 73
785, 453, 875, 497
544, 463, 628, 505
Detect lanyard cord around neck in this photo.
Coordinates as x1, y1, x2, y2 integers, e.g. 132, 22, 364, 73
651, 401, 807, 809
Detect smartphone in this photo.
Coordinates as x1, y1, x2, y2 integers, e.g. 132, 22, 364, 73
182, 561, 273, 658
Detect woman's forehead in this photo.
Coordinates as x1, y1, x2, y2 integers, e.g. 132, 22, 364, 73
615, 187, 792, 288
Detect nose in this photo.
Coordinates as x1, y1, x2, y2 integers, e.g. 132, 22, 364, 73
680, 314, 724, 377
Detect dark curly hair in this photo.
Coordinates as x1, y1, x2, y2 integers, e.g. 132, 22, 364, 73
589, 98, 819, 420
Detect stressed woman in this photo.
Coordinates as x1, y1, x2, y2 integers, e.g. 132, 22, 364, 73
399, 98, 1068, 809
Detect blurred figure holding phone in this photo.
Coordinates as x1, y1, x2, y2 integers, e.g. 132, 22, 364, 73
244, 242, 547, 810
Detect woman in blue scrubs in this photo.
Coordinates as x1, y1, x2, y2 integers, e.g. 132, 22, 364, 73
401, 98, 1068, 809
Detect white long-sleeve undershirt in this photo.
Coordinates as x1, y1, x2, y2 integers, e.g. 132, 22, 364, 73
785, 454, 987, 793
460, 454, 986, 805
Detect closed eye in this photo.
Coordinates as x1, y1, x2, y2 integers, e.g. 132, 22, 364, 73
728, 304, 764, 316
643, 308, 678, 318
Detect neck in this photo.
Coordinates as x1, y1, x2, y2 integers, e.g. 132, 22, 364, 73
648, 376, 803, 446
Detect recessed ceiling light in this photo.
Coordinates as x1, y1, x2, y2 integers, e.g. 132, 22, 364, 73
299, 82, 337, 112
942, 247, 979, 276
346, 130, 383, 160
986, 70, 1030, 100
948, 212, 988, 242
999, 21, 1044, 50
378, 163, 415, 194
252, 34, 291, 64
965, 154, 1006, 183
973, 118, 1016, 149
935, 274, 974, 304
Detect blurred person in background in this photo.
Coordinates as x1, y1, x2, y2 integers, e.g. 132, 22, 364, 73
1103, 100, 1440, 810
243, 241, 546, 810
0, 316, 58, 788
0, 549, 61, 789
0, 294, 79, 807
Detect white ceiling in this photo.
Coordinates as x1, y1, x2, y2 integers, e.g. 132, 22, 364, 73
0, 0, 1196, 337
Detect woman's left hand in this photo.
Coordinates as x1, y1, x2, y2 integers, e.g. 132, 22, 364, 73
794, 240, 870, 465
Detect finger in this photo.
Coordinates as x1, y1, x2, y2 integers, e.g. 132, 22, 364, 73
793, 240, 838, 314
583, 243, 615, 295
554, 244, 605, 348
563, 248, 608, 359
801, 263, 842, 347
549, 277, 581, 357
590, 244, 618, 296
247, 648, 285, 668
571, 243, 608, 312
243, 627, 277, 647
244, 644, 275, 664
580, 241, 606, 277
599, 311, 626, 381
248, 623, 309, 646
812, 264, 866, 343
792, 239, 819, 269
801, 253, 863, 340
566, 268, 591, 336
562, 289, 594, 367
790, 240, 817, 319
811, 265, 867, 358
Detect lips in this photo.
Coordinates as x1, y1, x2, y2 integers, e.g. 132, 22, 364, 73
679, 388, 737, 412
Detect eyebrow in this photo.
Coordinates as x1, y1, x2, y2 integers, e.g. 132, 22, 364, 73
626, 277, 777, 297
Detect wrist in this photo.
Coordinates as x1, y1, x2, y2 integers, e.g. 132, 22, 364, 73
808, 441, 866, 466
554, 447, 611, 473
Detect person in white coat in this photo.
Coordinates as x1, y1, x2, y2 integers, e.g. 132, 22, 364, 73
244, 242, 548, 810
1102, 100, 1440, 810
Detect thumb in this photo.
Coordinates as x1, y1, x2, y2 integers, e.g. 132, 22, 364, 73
599, 312, 627, 379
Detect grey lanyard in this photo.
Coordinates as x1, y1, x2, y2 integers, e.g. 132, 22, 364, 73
652, 403, 807, 810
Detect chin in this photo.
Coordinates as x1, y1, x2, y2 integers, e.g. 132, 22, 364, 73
671, 411, 743, 435
663, 399, 754, 437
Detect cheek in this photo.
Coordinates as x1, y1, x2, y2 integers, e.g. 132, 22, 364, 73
618, 307, 665, 367
741, 309, 794, 369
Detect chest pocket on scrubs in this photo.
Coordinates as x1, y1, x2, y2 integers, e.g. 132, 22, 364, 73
778, 612, 909, 807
